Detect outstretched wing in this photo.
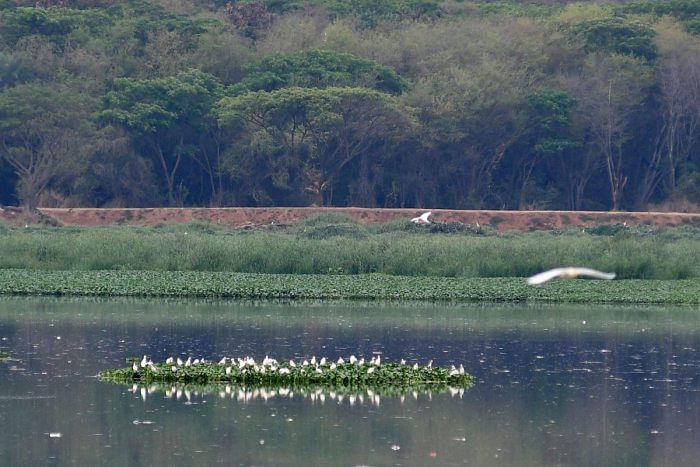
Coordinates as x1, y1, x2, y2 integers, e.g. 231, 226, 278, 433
526, 268, 568, 285
572, 268, 616, 280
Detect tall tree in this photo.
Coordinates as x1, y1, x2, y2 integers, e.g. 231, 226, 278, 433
638, 21, 700, 206
217, 86, 412, 205
99, 69, 223, 205
566, 54, 652, 210
0, 83, 93, 209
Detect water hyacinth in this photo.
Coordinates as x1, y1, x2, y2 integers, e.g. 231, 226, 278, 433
100, 355, 474, 390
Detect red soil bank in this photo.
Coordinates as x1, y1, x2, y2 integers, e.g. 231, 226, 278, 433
0, 207, 695, 231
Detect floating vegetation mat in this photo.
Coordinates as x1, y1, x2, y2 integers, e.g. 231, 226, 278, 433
100, 355, 474, 393
2, 269, 699, 304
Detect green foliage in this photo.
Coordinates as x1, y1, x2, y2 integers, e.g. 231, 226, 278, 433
685, 16, 700, 33
315, 0, 442, 27
229, 49, 407, 95
527, 88, 577, 132
0, 52, 33, 89
568, 17, 657, 60
295, 212, 359, 227
585, 223, 630, 236
294, 213, 369, 238
617, 0, 700, 20
111, 0, 221, 44
0, 269, 698, 303
0, 7, 112, 46
0, 84, 95, 207
474, 1, 558, 18
218, 86, 411, 205
101, 69, 223, 133
0, 225, 698, 280
0, 0, 698, 210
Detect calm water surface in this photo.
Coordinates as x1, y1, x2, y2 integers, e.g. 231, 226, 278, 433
0, 298, 699, 466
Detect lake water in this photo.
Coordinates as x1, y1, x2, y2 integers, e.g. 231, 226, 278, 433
0, 298, 699, 466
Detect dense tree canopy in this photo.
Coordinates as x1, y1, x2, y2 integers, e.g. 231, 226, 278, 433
0, 0, 699, 211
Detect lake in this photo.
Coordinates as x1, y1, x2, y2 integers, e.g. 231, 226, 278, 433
0, 298, 699, 466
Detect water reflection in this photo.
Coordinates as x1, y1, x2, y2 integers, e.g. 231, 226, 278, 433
0, 297, 699, 466
119, 382, 465, 408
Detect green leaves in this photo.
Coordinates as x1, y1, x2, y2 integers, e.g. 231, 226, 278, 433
0, 270, 698, 304
568, 17, 657, 60
229, 49, 407, 95
100, 69, 223, 134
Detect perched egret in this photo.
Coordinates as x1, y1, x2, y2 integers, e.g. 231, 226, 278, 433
410, 211, 432, 224
527, 267, 616, 285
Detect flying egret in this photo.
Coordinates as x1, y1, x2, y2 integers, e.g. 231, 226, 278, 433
410, 211, 432, 224
527, 267, 616, 285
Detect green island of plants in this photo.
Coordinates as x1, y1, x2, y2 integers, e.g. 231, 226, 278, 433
99, 355, 474, 394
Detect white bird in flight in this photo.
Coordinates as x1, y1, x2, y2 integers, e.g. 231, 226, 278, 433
410, 211, 432, 224
527, 267, 616, 285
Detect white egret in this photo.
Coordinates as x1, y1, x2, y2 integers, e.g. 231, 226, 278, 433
410, 211, 432, 224
527, 267, 616, 285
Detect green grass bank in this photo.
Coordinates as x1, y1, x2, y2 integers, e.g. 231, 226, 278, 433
1, 270, 697, 304
1, 218, 699, 279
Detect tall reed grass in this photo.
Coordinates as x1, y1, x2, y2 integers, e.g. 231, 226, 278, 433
0, 222, 698, 279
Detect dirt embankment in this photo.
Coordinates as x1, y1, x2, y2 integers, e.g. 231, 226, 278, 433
1, 206, 698, 231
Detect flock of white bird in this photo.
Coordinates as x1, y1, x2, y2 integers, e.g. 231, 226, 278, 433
409, 211, 616, 285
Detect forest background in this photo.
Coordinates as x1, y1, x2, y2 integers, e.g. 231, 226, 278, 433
1, 0, 699, 212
